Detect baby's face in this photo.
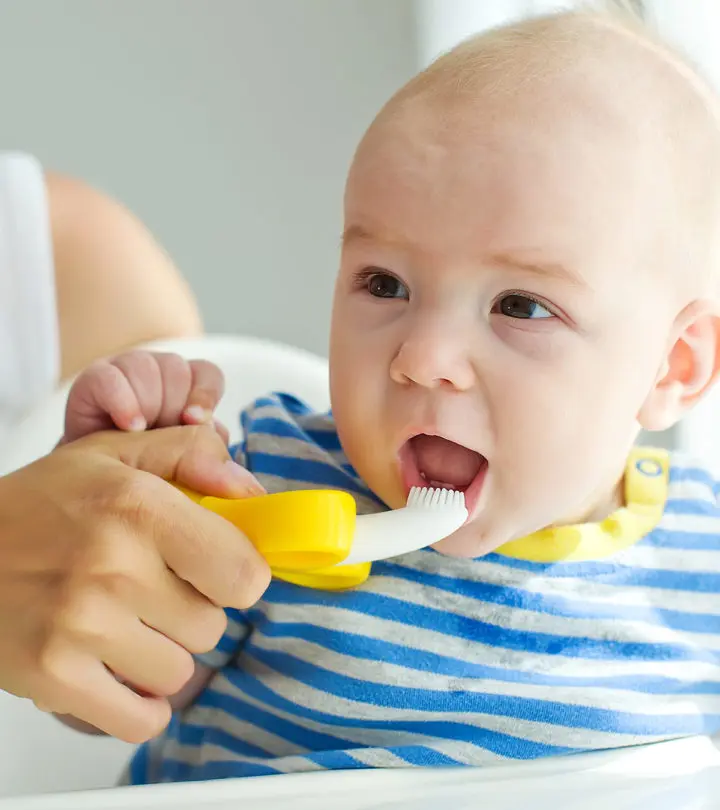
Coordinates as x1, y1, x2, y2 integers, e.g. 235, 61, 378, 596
329, 96, 679, 557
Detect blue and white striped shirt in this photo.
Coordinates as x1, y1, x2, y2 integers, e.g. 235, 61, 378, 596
128, 393, 720, 783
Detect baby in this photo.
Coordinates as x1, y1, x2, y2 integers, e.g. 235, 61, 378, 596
61, 8, 720, 783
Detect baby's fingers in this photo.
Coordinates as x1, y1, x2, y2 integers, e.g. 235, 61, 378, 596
64, 363, 145, 442
182, 361, 225, 426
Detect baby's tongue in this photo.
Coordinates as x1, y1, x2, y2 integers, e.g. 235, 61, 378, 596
411, 435, 481, 489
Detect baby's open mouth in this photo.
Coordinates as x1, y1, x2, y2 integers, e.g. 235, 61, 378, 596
399, 434, 488, 515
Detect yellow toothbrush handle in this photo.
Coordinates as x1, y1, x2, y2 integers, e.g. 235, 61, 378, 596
272, 562, 372, 591
174, 485, 371, 590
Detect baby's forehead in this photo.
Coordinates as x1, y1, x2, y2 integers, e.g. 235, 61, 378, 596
350, 10, 720, 300
353, 61, 664, 210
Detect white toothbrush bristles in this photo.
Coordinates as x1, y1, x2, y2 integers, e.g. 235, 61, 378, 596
340, 485, 469, 566
407, 486, 466, 510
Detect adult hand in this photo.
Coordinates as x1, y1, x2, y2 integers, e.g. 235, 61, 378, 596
0, 426, 270, 743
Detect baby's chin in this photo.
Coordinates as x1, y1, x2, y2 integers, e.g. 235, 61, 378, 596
430, 522, 503, 559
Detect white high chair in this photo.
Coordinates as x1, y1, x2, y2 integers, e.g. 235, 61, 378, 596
1, 335, 719, 808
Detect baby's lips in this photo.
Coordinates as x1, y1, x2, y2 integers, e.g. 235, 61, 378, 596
224, 460, 266, 498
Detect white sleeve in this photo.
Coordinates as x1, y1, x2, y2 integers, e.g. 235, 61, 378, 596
0, 153, 59, 422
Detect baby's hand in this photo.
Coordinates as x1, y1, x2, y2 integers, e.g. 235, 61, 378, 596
63, 351, 228, 444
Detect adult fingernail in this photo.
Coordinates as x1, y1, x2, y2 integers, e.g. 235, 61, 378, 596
185, 405, 212, 424
129, 416, 147, 432
224, 461, 266, 497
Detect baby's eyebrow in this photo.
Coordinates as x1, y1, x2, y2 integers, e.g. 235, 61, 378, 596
489, 252, 590, 290
342, 227, 590, 289
341, 224, 408, 250
341, 224, 368, 246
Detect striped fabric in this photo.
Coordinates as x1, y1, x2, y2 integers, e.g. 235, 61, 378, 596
128, 393, 720, 784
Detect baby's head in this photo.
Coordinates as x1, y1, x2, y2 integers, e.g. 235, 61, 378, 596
328, 8, 720, 557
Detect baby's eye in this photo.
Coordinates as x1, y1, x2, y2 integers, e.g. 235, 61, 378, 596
365, 272, 409, 300
493, 294, 553, 320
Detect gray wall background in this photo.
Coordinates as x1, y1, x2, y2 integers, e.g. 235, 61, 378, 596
0, 0, 418, 356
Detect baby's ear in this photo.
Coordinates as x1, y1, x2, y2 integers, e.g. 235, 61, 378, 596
638, 300, 720, 432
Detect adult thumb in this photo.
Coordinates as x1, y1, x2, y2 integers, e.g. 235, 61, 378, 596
82, 425, 265, 499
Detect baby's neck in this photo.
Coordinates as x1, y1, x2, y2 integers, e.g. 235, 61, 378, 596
552, 466, 626, 529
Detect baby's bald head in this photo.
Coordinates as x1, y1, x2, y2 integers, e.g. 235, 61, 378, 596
333, 7, 720, 554
350, 8, 720, 300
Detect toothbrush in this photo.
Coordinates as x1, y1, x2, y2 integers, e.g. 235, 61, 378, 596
341, 486, 467, 564
175, 485, 468, 590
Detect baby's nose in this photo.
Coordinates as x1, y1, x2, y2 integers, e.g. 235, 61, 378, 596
390, 328, 476, 391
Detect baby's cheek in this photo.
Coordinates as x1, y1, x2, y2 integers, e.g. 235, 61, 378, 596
333, 402, 369, 468
490, 320, 569, 364
334, 395, 394, 494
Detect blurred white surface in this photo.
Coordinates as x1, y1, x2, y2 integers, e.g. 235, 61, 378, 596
3, 735, 720, 809
0, 334, 329, 797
